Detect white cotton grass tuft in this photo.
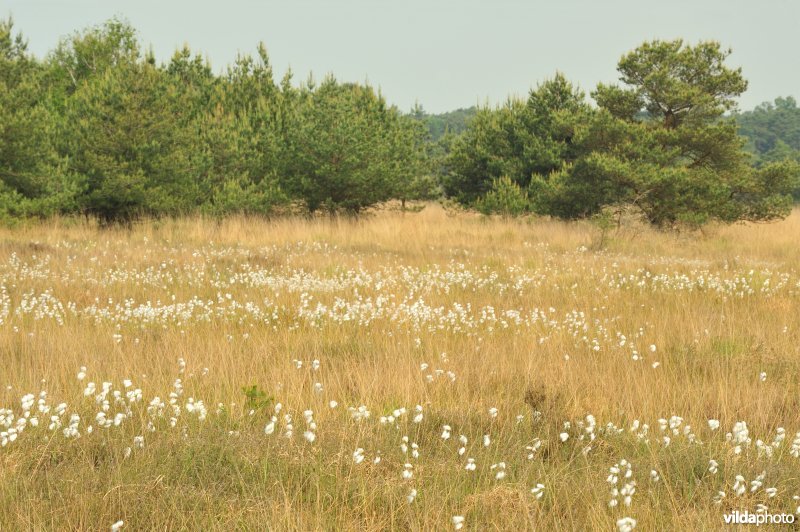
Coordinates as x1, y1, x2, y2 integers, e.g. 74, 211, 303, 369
5, 233, 798, 531
526, 440, 543, 459
608, 459, 635, 508
353, 448, 365, 464
750, 470, 766, 493
490, 462, 506, 480
733, 475, 746, 496
264, 417, 276, 435
410, 442, 419, 459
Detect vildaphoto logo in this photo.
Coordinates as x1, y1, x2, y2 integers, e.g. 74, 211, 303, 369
723, 510, 795, 526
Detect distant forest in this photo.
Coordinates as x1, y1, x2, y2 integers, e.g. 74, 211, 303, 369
736, 97, 800, 167
1, 17, 798, 226
412, 107, 477, 140
416, 100, 800, 170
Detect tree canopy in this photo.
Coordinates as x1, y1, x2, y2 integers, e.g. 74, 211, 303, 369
0, 18, 434, 222
0, 18, 797, 227
445, 39, 798, 227
736, 97, 800, 168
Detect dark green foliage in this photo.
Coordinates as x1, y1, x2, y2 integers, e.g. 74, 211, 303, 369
48, 17, 139, 94
475, 176, 529, 217
446, 39, 797, 227
63, 60, 200, 222
282, 80, 396, 214
0, 18, 432, 223
565, 40, 795, 227
241, 385, 273, 412
0, 17, 78, 221
444, 73, 588, 205
736, 97, 800, 160
735, 97, 800, 198
1, 17, 797, 226
411, 105, 477, 140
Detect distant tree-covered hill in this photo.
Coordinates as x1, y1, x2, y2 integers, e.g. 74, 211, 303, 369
735, 96, 800, 166
409, 105, 477, 140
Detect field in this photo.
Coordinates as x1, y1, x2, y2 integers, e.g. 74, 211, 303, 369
2, 206, 800, 530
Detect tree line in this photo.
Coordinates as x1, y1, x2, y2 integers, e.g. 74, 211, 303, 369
412, 106, 476, 141
736, 97, 800, 178
1, 18, 798, 227
0, 18, 435, 223
441, 41, 799, 227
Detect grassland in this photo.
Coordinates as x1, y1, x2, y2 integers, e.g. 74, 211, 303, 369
2, 205, 800, 530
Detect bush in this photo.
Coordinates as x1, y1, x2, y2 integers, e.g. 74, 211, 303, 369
475, 176, 530, 217
203, 179, 289, 217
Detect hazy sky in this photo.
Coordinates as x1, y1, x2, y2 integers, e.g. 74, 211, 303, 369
6, 0, 799, 113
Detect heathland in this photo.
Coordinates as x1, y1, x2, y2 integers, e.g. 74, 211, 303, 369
2, 207, 800, 530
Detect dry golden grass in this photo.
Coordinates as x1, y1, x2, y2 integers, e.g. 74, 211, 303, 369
1, 204, 800, 530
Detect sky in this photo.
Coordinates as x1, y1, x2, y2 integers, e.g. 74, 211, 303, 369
5, 0, 799, 113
